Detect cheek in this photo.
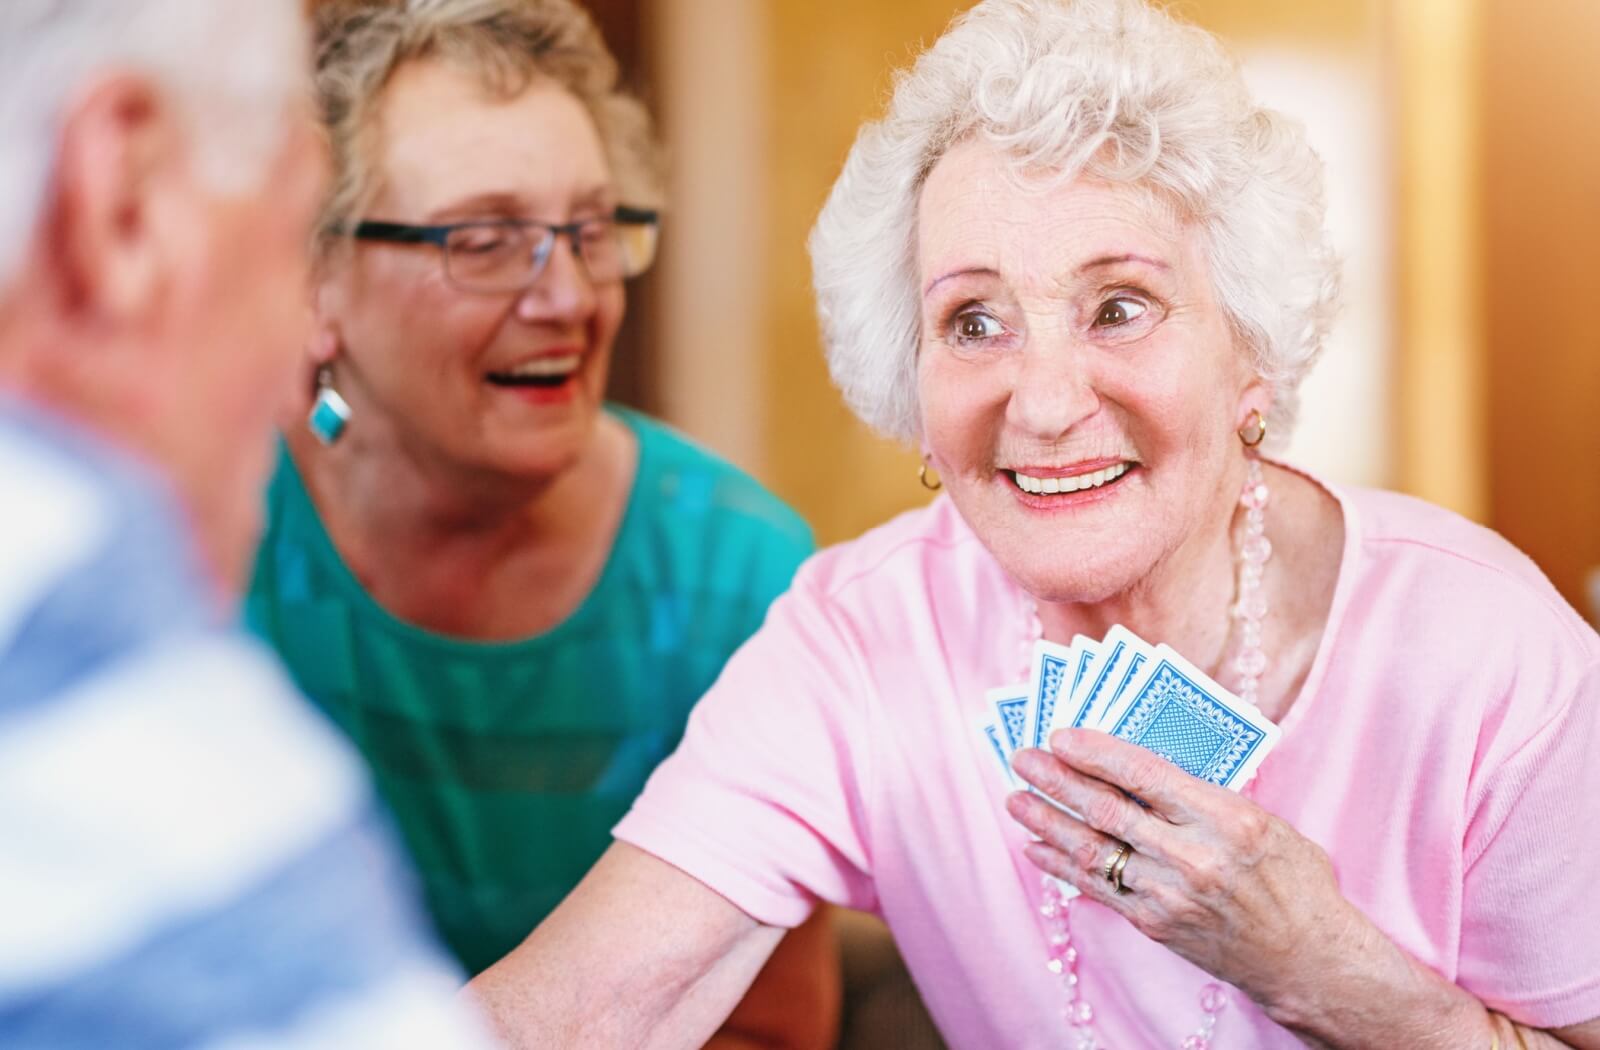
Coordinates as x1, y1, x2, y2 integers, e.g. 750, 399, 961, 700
1108, 335, 1242, 457
917, 348, 1003, 468
357, 278, 499, 375
589, 284, 626, 349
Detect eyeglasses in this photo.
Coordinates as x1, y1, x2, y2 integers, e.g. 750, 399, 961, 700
345, 205, 659, 293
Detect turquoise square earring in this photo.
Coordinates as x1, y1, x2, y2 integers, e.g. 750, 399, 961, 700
307, 365, 351, 446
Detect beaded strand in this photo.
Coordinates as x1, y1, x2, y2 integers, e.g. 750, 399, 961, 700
1027, 457, 1269, 1048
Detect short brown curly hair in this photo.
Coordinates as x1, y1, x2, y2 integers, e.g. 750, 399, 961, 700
311, 0, 662, 252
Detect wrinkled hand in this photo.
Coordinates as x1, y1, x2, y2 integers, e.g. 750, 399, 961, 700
1007, 727, 1364, 1020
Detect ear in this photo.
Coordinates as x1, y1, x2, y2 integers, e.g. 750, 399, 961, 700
307, 313, 341, 368
45, 73, 181, 328
1234, 375, 1273, 432
286, 286, 343, 416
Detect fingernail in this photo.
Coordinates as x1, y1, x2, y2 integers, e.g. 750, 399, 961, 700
1049, 728, 1071, 754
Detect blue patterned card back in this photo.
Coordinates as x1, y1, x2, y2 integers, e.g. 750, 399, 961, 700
1104, 660, 1270, 788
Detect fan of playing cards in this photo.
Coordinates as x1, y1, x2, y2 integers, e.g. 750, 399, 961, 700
979, 623, 1282, 812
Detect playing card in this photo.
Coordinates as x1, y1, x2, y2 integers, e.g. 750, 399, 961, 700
1022, 639, 1076, 754
977, 717, 1017, 786
1062, 634, 1101, 716
1099, 640, 1153, 727
978, 625, 1281, 913
1100, 644, 1280, 790
988, 683, 1030, 759
1055, 625, 1151, 736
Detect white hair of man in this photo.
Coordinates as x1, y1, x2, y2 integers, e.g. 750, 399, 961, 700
810, 0, 1341, 448
0, 0, 305, 284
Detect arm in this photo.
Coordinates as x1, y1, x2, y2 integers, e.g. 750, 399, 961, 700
708, 908, 840, 1050
1009, 730, 1600, 1050
469, 842, 787, 1049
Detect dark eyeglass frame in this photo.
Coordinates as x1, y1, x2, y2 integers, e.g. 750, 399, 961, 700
342, 204, 660, 290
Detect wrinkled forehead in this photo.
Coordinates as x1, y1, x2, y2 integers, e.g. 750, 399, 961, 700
915, 139, 1200, 289
365, 58, 613, 219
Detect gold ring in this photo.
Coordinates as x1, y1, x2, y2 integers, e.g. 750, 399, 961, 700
1102, 842, 1133, 894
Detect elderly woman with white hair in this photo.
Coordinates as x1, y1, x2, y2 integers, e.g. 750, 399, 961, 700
472, 0, 1600, 1047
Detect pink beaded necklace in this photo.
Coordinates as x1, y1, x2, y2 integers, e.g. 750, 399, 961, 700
1024, 458, 1270, 1049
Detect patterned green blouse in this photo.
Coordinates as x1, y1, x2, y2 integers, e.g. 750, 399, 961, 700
246, 408, 814, 974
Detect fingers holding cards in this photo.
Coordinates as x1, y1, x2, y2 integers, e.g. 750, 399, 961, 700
975, 624, 1282, 889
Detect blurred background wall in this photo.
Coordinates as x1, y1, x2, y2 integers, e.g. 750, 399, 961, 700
584, 0, 1598, 622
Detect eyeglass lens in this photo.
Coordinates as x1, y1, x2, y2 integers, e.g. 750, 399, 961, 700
442, 219, 657, 292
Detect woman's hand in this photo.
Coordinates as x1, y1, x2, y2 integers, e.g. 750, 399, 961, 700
1006, 727, 1354, 1013
1006, 728, 1413, 1039
1008, 727, 1600, 1050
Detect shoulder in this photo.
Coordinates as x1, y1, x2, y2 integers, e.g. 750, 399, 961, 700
618, 410, 814, 598
0, 631, 478, 1043
1344, 486, 1594, 648
0, 409, 215, 708
0, 413, 484, 1044
1336, 485, 1599, 725
626, 409, 812, 547
791, 495, 996, 609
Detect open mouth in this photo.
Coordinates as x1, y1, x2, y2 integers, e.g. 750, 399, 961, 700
485, 354, 582, 389
1009, 461, 1135, 496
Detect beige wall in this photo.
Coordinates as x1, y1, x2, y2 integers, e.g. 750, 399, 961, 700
760, 1, 969, 545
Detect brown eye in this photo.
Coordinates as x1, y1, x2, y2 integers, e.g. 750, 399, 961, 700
1094, 297, 1147, 328
953, 310, 1003, 343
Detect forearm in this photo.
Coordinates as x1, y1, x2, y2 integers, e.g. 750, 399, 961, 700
466, 843, 784, 1049
1266, 907, 1579, 1050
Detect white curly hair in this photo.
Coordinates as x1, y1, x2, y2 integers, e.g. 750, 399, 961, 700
809, 0, 1340, 448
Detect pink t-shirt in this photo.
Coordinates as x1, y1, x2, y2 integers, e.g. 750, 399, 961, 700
614, 481, 1600, 1048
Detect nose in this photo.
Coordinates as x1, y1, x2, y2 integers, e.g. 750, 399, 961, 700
514, 231, 596, 324
1005, 326, 1101, 443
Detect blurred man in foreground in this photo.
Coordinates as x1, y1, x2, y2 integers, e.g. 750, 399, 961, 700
0, 2, 492, 1045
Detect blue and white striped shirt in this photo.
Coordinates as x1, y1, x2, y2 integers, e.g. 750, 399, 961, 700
0, 404, 494, 1049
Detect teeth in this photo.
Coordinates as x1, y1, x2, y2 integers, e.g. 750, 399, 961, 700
500, 355, 580, 378
1012, 461, 1131, 495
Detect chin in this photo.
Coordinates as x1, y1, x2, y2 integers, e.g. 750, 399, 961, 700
487, 439, 585, 483
1010, 561, 1141, 606
981, 521, 1161, 606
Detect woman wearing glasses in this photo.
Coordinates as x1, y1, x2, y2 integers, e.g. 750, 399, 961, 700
245, 2, 838, 1045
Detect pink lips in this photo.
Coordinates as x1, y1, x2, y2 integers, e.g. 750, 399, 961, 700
1006, 457, 1128, 479
1005, 460, 1136, 511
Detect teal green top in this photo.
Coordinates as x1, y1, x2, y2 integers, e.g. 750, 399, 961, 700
245, 407, 814, 974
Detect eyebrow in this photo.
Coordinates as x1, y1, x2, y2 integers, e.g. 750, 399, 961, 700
923, 266, 996, 296
921, 252, 1171, 296
1079, 253, 1171, 273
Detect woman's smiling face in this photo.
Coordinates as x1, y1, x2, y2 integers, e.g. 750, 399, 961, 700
318, 59, 625, 482
916, 139, 1268, 604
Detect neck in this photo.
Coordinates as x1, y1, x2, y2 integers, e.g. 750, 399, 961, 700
287, 410, 635, 635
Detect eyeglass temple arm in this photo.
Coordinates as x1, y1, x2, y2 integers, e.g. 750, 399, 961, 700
614, 205, 658, 225
347, 221, 449, 245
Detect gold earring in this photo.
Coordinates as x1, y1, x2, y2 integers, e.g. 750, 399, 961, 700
1238, 409, 1267, 448
918, 464, 942, 491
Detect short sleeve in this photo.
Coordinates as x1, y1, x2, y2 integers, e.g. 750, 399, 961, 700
613, 572, 878, 927
1458, 660, 1600, 1029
